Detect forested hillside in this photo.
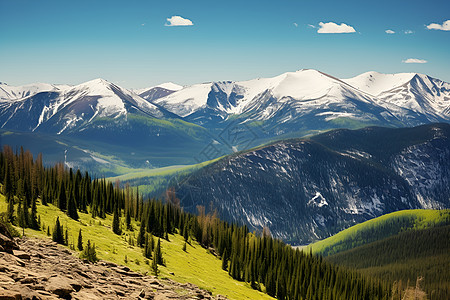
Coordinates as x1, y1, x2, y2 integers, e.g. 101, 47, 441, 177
0, 145, 393, 300
308, 209, 449, 256
327, 226, 449, 300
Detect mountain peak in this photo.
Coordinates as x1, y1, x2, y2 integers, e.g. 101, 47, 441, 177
343, 71, 418, 96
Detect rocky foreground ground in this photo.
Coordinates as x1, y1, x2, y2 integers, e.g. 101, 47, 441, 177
0, 231, 228, 299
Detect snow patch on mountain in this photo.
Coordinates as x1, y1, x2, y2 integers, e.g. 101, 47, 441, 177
343, 71, 416, 96
0, 82, 63, 101
308, 192, 328, 207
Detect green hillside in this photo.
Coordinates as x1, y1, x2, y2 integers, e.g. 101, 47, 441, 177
327, 225, 450, 300
107, 157, 220, 198
307, 209, 450, 256
0, 145, 393, 300
0, 195, 272, 300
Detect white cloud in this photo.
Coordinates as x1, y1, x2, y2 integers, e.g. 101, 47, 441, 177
165, 16, 194, 27
402, 58, 428, 64
385, 29, 395, 34
293, 23, 298, 27
317, 22, 356, 33
426, 20, 450, 31
404, 30, 414, 34
308, 24, 316, 28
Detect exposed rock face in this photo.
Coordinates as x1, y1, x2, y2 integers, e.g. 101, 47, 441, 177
175, 123, 450, 244
0, 237, 227, 300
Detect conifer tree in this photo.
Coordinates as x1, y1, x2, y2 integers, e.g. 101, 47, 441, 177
6, 194, 14, 224
67, 189, 79, 220
154, 238, 163, 265
126, 208, 132, 230
151, 253, 159, 277
57, 181, 67, 211
137, 220, 145, 248
17, 200, 27, 235
144, 233, 153, 259
52, 217, 65, 245
20, 197, 29, 228
30, 197, 39, 229
221, 250, 228, 271
65, 228, 69, 246
80, 239, 98, 262
3, 162, 12, 197
77, 229, 83, 251
112, 203, 121, 235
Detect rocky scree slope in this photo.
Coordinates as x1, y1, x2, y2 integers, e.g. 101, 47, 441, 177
0, 231, 226, 300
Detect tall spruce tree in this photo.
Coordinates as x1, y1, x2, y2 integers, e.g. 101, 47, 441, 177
137, 220, 145, 248
57, 181, 67, 211
52, 217, 65, 245
112, 203, 121, 235
151, 253, 159, 277
80, 239, 98, 262
17, 200, 27, 235
30, 197, 39, 229
67, 189, 79, 220
154, 238, 163, 265
77, 229, 83, 251
6, 194, 14, 224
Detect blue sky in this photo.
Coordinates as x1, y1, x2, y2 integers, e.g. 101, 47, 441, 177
1, 0, 449, 88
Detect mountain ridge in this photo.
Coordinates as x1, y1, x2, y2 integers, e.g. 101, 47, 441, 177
172, 123, 450, 244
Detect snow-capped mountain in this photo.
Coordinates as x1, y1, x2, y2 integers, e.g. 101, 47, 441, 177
0, 78, 175, 134
0, 78, 213, 171
0, 82, 68, 101
151, 69, 450, 135
136, 82, 183, 102
0, 69, 449, 168
344, 71, 450, 121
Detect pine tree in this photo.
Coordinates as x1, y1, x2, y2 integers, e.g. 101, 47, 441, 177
154, 238, 163, 265
221, 251, 228, 271
151, 254, 159, 277
80, 239, 98, 262
3, 162, 12, 197
30, 197, 39, 229
77, 229, 83, 251
183, 225, 189, 243
126, 208, 132, 230
67, 189, 79, 220
52, 217, 65, 245
57, 181, 67, 211
182, 242, 187, 252
137, 220, 145, 248
17, 200, 26, 235
144, 233, 153, 259
6, 194, 15, 224
112, 203, 121, 235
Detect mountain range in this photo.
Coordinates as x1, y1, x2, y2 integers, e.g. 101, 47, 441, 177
172, 123, 450, 244
0, 69, 449, 173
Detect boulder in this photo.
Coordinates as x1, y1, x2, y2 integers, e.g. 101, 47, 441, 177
0, 289, 22, 300
12, 250, 30, 260
45, 276, 74, 299
0, 233, 18, 254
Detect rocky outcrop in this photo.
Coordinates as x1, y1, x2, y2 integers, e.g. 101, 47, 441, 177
0, 237, 227, 299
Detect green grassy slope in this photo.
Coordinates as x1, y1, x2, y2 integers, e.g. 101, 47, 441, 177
327, 225, 450, 300
106, 157, 221, 198
0, 195, 272, 300
307, 209, 450, 256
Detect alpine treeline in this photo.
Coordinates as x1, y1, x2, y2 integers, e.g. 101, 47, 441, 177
0, 145, 392, 300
